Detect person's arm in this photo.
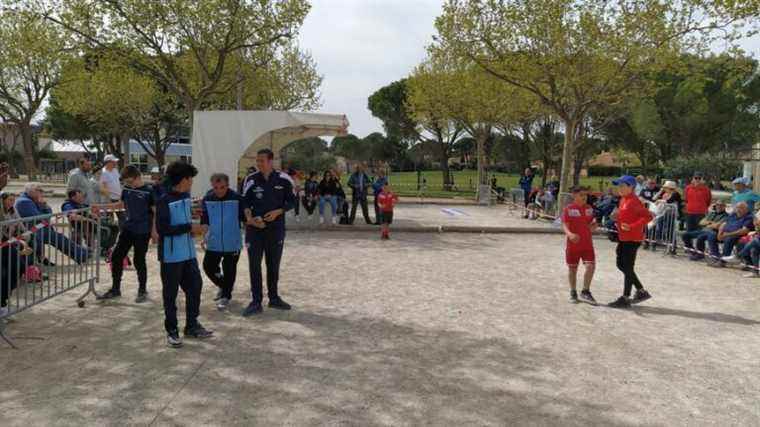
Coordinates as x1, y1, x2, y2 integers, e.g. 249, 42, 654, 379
626, 202, 654, 230
99, 174, 110, 197
155, 199, 192, 236
200, 198, 209, 226
15, 199, 41, 218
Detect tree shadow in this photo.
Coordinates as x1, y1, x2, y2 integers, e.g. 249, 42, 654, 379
630, 305, 760, 326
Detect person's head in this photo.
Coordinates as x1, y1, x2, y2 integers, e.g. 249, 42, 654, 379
378, 169, 386, 178
647, 179, 657, 189
714, 200, 726, 213
256, 149, 274, 174
210, 173, 230, 198
120, 164, 143, 187
103, 154, 119, 170
308, 171, 317, 180
662, 180, 677, 193
524, 167, 532, 176
150, 166, 162, 182
636, 175, 645, 184
354, 164, 362, 173
570, 186, 589, 205
691, 172, 704, 186
736, 202, 749, 217
733, 177, 749, 192
322, 170, 331, 181
382, 181, 391, 193
1, 192, 15, 211
165, 161, 198, 193
613, 175, 637, 197
78, 157, 92, 173
67, 189, 85, 204
24, 182, 43, 202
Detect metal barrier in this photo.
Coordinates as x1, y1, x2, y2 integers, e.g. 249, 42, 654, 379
644, 202, 678, 253
0, 208, 103, 348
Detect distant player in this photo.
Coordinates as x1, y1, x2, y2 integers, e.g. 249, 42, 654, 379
561, 186, 597, 304
377, 182, 398, 240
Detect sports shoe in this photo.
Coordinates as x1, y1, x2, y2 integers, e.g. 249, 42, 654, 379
167, 331, 183, 348
631, 289, 652, 304
708, 258, 725, 268
217, 298, 230, 311
580, 290, 597, 305
319, 217, 325, 225
213, 289, 224, 301
332, 216, 338, 225
608, 296, 631, 308
689, 253, 705, 261
268, 298, 292, 310
569, 290, 579, 303
295, 215, 301, 223
97, 289, 122, 300
135, 291, 148, 303
721, 255, 740, 264
242, 302, 263, 317
184, 323, 213, 339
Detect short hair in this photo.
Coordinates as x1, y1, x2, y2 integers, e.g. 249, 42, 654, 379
210, 173, 229, 183
24, 182, 41, 193
67, 189, 82, 199
78, 157, 90, 166
570, 186, 589, 194
257, 149, 274, 160
121, 165, 141, 180
165, 161, 198, 186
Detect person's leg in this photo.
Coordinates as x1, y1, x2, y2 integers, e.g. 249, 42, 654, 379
682, 229, 700, 249
617, 242, 643, 297
109, 230, 134, 293
722, 236, 740, 257
133, 234, 150, 293
293, 196, 300, 217
583, 262, 595, 291
318, 196, 326, 217
50, 230, 89, 264
567, 266, 578, 291
263, 228, 284, 302
329, 196, 338, 219
1, 246, 20, 310
360, 196, 371, 224
160, 262, 180, 334
686, 214, 703, 232
349, 194, 359, 224
221, 252, 240, 299
373, 196, 381, 224
202, 250, 225, 289
707, 232, 721, 258
179, 260, 203, 331
247, 231, 266, 305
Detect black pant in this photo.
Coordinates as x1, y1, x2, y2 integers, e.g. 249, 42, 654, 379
1, 246, 22, 308
246, 227, 284, 304
350, 194, 372, 224
373, 196, 382, 223
616, 242, 643, 297
202, 250, 240, 299
160, 259, 202, 333
303, 196, 317, 215
686, 214, 704, 232
110, 230, 150, 292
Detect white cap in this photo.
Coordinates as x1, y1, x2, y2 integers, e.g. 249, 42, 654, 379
103, 154, 119, 163
662, 180, 678, 190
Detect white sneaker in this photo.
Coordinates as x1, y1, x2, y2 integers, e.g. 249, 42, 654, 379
319, 217, 324, 225
332, 216, 338, 225
295, 216, 301, 223
217, 298, 230, 311
743, 272, 759, 278
722, 255, 739, 264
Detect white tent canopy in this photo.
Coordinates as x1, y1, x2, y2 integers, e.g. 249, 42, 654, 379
191, 110, 349, 197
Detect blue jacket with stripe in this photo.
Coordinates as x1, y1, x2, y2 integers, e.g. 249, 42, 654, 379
201, 189, 244, 253
156, 191, 196, 263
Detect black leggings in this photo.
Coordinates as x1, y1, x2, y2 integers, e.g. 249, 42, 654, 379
202, 251, 240, 299
111, 230, 150, 292
617, 242, 643, 297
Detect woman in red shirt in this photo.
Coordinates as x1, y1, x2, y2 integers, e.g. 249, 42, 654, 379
684, 173, 712, 231
609, 176, 655, 308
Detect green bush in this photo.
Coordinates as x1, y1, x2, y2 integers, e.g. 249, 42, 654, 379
663, 155, 741, 181
588, 165, 622, 177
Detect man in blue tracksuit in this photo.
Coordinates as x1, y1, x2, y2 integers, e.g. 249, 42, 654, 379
156, 162, 212, 348
200, 173, 245, 311
241, 149, 295, 316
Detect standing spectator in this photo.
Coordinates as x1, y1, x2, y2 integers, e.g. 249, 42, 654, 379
286, 168, 303, 222
201, 173, 244, 311
347, 164, 373, 225
317, 170, 339, 225
634, 175, 646, 196
707, 201, 753, 267
684, 173, 712, 232
99, 154, 122, 204
67, 157, 100, 205
150, 166, 166, 201
639, 179, 660, 203
519, 168, 534, 218
548, 175, 560, 198
302, 171, 319, 218
372, 169, 388, 225
651, 180, 682, 251
730, 177, 760, 211
683, 201, 728, 261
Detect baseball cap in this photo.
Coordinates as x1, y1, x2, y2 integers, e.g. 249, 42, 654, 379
103, 154, 119, 163
732, 177, 750, 186
612, 175, 637, 187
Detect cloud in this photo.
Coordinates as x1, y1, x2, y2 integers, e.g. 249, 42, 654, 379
298, 0, 443, 138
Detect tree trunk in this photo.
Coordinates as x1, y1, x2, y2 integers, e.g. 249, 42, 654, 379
20, 122, 37, 179
476, 131, 487, 185
439, 137, 452, 190
559, 117, 577, 207
572, 156, 583, 186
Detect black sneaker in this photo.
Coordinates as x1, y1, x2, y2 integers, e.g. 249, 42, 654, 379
242, 302, 263, 317
608, 296, 631, 309
135, 291, 148, 303
631, 289, 652, 304
167, 331, 183, 348
569, 290, 579, 303
41, 258, 56, 267
97, 289, 121, 300
268, 298, 292, 310
184, 323, 213, 339
580, 290, 597, 305
213, 289, 224, 301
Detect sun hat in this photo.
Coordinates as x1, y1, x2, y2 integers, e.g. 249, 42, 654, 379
662, 180, 678, 190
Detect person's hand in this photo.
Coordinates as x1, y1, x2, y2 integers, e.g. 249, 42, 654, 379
151, 230, 159, 245
620, 223, 631, 232
253, 216, 266, 229
19, 241, 33, 256
191, 223, 204, 236
568, 233, 580, 243
717, 232, 725, 241
200, 239, 206, 250
263, 209, 283, 222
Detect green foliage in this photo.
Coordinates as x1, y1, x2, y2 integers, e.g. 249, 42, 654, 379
588, 166, 623, 177
282, 137, 335, 173
367, 79, 419, 143
662, 154, 742, 181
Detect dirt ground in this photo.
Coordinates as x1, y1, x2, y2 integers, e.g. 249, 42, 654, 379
1, 231, 760, 426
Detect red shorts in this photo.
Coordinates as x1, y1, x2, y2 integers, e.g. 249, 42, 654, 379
566, 248, 595, 267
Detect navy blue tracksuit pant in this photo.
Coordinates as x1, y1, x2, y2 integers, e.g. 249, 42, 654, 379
160, 259, 202, 333
246, 227, 284, 304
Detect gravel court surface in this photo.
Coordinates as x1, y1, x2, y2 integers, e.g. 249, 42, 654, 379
0, 231, 759, 425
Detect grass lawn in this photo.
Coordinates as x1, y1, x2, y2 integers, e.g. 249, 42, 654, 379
345, 170, 615, 199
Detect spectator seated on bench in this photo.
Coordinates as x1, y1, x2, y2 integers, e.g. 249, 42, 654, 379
683, 201, 728, 261
722, 213, 760, 277
706, 201, 753, 268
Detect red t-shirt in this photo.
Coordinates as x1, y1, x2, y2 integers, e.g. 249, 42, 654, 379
617, 194, 653, 242
562, 202, 595, 251
685, 184, 712, 215
377, 191, 398, 212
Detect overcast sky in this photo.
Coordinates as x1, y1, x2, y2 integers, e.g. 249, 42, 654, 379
298, 0, 443, 138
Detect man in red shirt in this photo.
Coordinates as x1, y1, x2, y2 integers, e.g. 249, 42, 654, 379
377, 182, 399, 240
562, 186, 597, 304
609, 175, 655, 308
684, 173, 712, 232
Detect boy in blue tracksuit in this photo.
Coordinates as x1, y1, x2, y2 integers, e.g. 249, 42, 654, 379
241, 149, 295, 316
156, 162, 212, 348
97, 165, 157, 303
200, 173, 245, 311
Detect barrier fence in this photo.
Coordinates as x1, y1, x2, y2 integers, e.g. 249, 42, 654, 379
0, 208, 104, 348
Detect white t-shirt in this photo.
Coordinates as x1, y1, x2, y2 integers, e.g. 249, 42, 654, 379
100, 168, 122, 201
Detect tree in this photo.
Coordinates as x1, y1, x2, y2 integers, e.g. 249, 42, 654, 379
0, 8, 67, 178
331, 134, 365, 169
433, 0, 749, 197
44, 0, 312, 137
367, 79, 420, 144
281, 137, 335, 172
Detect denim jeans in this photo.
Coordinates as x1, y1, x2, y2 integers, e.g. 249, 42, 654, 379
318, 195, 338, 217
707, 233, 741, 258
738, 238, 760, 266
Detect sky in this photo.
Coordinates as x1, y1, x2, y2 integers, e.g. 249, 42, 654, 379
297, 0, 444, 139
